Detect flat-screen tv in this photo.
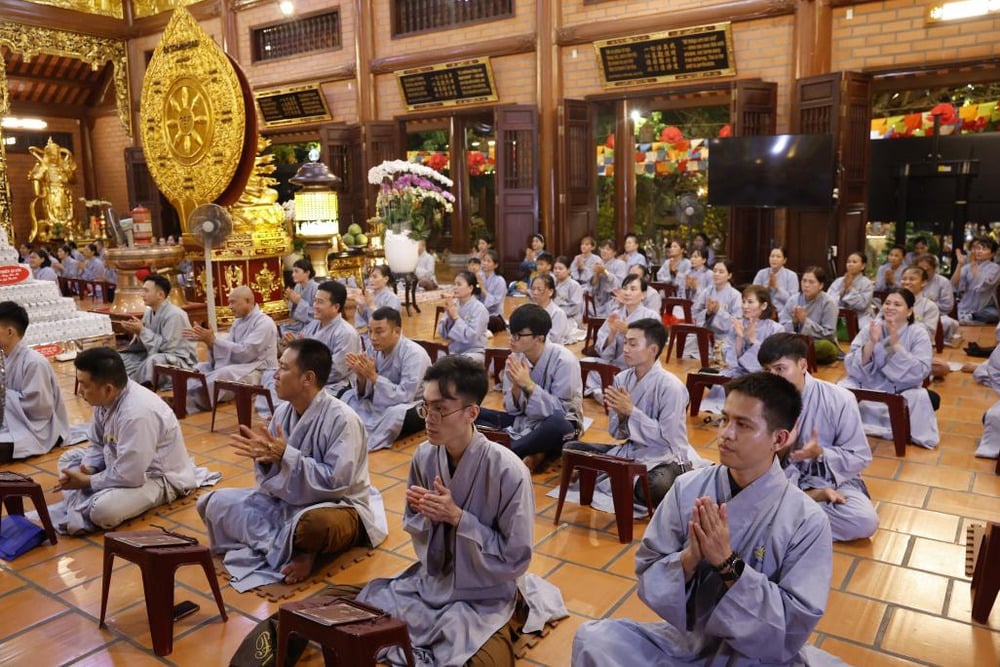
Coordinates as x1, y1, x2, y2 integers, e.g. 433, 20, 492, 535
707, 134, 835, 209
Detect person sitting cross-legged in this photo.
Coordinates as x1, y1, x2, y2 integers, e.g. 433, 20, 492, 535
198, 338, 387, 588
572, 372, 834, 666
562, 318, 704, 511
759, 333, 878, 542
354, 356, 567, 666
51, 347, 202, 535
341, 306, 432, 451
119, 273, 198, 388
0, 301, 69, 461
475, 303, 583, 472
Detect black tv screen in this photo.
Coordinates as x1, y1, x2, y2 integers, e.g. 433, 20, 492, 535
707, 134, 835, 209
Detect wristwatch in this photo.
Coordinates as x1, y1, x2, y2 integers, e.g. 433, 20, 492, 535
714, 552, 745, 583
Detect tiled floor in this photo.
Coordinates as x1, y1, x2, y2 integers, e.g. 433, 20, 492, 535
2, 284, 1000, 666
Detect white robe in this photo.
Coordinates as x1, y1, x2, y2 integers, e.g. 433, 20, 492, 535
341, 336, 431, 451
51, 382, 199, 535
784, 375, 878, 542
121, 300, 198, 385
573, 459, 833, 666
197, 390, 387, 592
752, 266, 800, 313
358, 432, 565, 666
438, 298, 489, 362
0, 341, 69, 458
189, 306, 278, 411
841, 320, 939, 448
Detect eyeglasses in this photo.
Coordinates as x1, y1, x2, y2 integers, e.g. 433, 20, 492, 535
510, 330, 539, 341
415, 401, 470, 421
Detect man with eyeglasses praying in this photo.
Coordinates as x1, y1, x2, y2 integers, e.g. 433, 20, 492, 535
474, 303, 583, 472
198, 338, 387, 588
354, 355, 567, 666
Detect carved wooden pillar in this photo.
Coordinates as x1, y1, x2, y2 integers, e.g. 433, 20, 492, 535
0, 51, 12, 243
355, 0, 375, 124
793, 0, 832, 81
537, 0, 559, 250
614, 99, 633, 243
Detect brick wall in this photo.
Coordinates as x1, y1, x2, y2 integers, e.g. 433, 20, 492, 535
832, 0, 1000, 70
89, 111, 131, 215
562, 0, 706, 27
6, 118, 85, 245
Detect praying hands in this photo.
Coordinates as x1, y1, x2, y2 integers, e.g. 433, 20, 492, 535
681, 496, 733, 580
182, 323, 216, 346
407, 476, 463, 526
231, 423, 287, 466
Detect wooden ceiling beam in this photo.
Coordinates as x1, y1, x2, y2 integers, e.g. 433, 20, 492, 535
0, 0, 128, 39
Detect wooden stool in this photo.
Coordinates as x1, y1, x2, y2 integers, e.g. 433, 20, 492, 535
432, 305, 445, 337
648, 281, 677, 300
484, 348, 512, 387
935, 319, 944, 353
791, 333, 818, 373
662, 297, 693, 323
0, 473, 58, 546
277, 596, 415, 667
685, 371, 731, 416
583, 293, 598, 320
99, 530, 227, 656
971, 522, 1000, 623
846, 387, 910, 456
581, 316, 606, 357
211, 380, 274, 432
554, 450, 653, 543
839, 308, 860, 343
414, 339, 449, 363
480, 428, 512, 447
151, 365, 209, 420
579, 359, 618, 414
666, 324, 713, 367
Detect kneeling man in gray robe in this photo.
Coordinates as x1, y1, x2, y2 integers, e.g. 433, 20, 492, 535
357, 356, 567, 666
0, 301, 69, 460
50, 347, 201, 535
120, 274, 198, 387
573, 373, 836, 666
198, 338, 388, 590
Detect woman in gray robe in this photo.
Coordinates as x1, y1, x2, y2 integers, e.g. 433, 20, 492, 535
282, 258, 317, 335
779, 266, 839, 364
438, 270, 489, 363
827, 251, 874, 329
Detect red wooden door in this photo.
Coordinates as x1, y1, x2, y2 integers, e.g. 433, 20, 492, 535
495, 104, 539, 278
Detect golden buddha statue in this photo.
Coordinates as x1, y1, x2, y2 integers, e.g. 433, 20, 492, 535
28, 138, 78, 242
228, 136, 286, 232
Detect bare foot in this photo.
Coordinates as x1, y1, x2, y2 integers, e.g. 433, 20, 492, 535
522, 453, 546, 474
281, 552, 317, 584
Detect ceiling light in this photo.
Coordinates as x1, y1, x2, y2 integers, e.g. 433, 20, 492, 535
926, 0, 1000, 23
279, 0, 295, 16
1, 116, 48, 130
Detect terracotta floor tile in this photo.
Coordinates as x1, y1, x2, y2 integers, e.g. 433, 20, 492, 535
535, 525, 632, 570
881, 608, 1000, 667
377, 511, 411, 551
946, 579, 1000, 627
532, 515, 561, 542
168, 612, 259, 666
939, 449, 997, 473
19, 544, 108, 592
0, 588, 70, 640
897, 461, 973, 491
876, 503, 961, 542
927, 488, 1000, 522
604, 544, 639, 580
393, 540, 417, 561
378, 480, 409, 513
972, 472, 1000, 496
527, 553, 563, 578
815, 590, 887, 645
518, 611, 586, 666
818, 637, 922, 667
0, 569, 26, 596
907, 537, 969, 579
547, 562, 632, 618
831, 552, 854, 590
70, 640, 172, 666
61, 563, 145, 618
864, 457, 901, 479
846, 560, 949, 615
0, 610, 114, 665
609, 589, 660, 623
326, 551, 414, 585
833, 528, 911, 565
865, 477, 929, 508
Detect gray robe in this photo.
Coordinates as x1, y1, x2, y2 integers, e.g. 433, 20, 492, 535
874, 263, 905, 291
284, 280, 318, 334
0, 341, 69, 458
480, 272, 507, 317
554, 276, 584, 324
780, 291, 839, 345
572, 459, 833, 666
693, 284, 742, 337
828, 274, 874, 322
189, 306, 277, 411
972, 325, 1000, 393
341, 336, 431, 451
657, 257, 691, 285
723, 318, 785, 377
571, 252, 599, 288
51, 382, 199, 535
595, 304, 661, 368
542, 300, 572, 345
121, 301, 198, 385
922, 273, 955, 315
783, 375, 878, 542
501, 343, 583, 436
956, 260, 1000, 319
438, 298, 489, 362
197, 390, 387, 592
358, 432, 562, 666
356, 287, 401, 329
841, 320, 939, 448
592, 258, 628, 316
753, 267, 800, 314
415, 251, 437, 285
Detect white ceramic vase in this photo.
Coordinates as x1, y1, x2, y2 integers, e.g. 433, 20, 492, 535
384, 228, 419, 274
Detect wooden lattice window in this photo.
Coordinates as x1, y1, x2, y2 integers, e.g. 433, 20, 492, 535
252, 10, 341, 62
393, 0, 514, 38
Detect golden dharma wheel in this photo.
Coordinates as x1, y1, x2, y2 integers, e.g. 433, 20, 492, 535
139, 7, 255, 226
